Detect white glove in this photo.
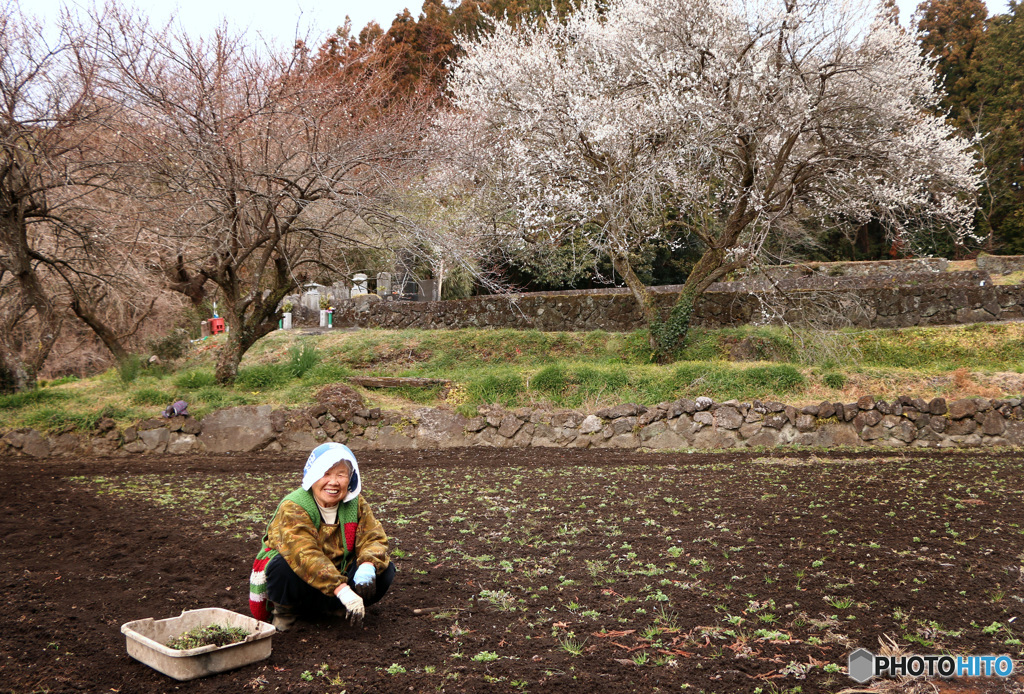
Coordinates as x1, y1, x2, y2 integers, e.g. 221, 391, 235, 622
334, 583, 365, 625
352, 562, 377, 601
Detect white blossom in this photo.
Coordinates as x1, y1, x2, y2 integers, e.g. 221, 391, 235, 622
448, 0, 980, 312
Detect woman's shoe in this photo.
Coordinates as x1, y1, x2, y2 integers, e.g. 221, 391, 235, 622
271, 604, 297, 632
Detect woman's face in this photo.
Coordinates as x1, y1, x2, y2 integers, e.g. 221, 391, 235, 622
311, 462, 351, 508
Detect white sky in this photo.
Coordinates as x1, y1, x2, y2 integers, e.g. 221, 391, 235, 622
897, 0, 1009, 24
31, 0, 417, 49
30, 0, 1013, 51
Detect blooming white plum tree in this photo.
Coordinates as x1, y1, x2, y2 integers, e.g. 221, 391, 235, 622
449, 0, 980, 354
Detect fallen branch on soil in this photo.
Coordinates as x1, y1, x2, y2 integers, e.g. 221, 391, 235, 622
411, 607, 464, 615
349, 377, 452, 389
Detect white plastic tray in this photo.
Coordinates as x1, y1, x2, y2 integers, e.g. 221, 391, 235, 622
121, 607, 274, 680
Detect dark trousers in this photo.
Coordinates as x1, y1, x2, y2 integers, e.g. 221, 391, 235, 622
265, 555, 395, 614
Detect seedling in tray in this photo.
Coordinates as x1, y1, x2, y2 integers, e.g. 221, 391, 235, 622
167, 624, 249, 650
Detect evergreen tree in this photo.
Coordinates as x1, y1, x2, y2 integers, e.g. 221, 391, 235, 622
974, 1, 1024, 251
913, 0, 989, 127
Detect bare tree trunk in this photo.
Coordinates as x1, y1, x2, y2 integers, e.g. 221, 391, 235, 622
0, 216, 64, 390
646, 164, 758, 357
213, 256, 295, 384
0, 308, 62, 391
681, 247, 728, 298
70, 295, 129, 362
648, 247, 728, 358
166, 254, 209, 306
611, 244, 729, 358
436, 256, 446, 302
611, 242, 730, 358
0, 340, 31, 392
212, 274, 245, 384
214, 327, 244, 384
610, 251, 659, 325
650, 240, 746, 359
213, 300, 289, 384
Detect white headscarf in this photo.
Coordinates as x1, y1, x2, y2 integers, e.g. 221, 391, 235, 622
301, 443, 361, 502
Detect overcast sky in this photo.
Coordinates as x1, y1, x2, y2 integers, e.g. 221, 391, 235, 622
31, 0, 416, 49
30, 0, 1013, 50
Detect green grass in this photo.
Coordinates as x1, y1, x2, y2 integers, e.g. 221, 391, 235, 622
130, 388, 174, 407
5, 321, 1024, 432
467, 371, 525, 407
21, 404, 133, 433
0, 389, 72, 410
235, 363, 293, 390
674, 326, 799, 363
856, 323, 1024, 370
301, 361, 354, 385
174, 369, 218, 390
672, 364, 805, 399
180, 387, 259, 419
41, 374, 80, 387
288, 342, 321, 378
117, 354, 145, 385
822, 373, 847, 389
503, 361, 804, 410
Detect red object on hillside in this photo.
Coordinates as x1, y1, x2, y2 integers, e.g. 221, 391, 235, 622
209, 317, 225, 334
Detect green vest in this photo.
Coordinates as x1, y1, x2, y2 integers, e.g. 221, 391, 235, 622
248, 488, 358, 621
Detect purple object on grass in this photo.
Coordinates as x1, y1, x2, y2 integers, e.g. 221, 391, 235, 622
163, 400, 189, 418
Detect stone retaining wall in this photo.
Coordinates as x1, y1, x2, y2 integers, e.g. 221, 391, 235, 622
331, 271, 1023, 332
707, 270, 989, 293
3, 394, 1021, 458
977, 253, 1024, 276
741, 258, 949, 280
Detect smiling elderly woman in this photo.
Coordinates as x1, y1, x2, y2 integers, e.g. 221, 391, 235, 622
249, 443, 395, 631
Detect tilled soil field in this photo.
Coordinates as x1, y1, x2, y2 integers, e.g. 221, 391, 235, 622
2, 447, 1024, 694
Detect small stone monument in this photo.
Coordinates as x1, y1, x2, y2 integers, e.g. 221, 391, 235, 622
352, 273, 368, 296
301, 290, 320, 312
417, 278, 438, 302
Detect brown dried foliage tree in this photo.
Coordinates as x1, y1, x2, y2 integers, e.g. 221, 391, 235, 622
0, 3, 158, 391
96, 12, 431, 383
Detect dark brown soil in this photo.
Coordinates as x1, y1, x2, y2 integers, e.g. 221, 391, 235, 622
2, 448, 1023, 694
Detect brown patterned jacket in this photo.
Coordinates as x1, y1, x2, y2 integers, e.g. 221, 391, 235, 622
267, 495, 389, 596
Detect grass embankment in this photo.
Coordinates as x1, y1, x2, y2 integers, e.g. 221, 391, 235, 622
4, 323, 1024, 433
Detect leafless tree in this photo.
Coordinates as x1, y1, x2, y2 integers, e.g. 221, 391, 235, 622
0, 2, 158, 391
96, 12, 431, 383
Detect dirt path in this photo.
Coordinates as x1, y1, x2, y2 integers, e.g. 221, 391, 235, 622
1, 448, 1022, 693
